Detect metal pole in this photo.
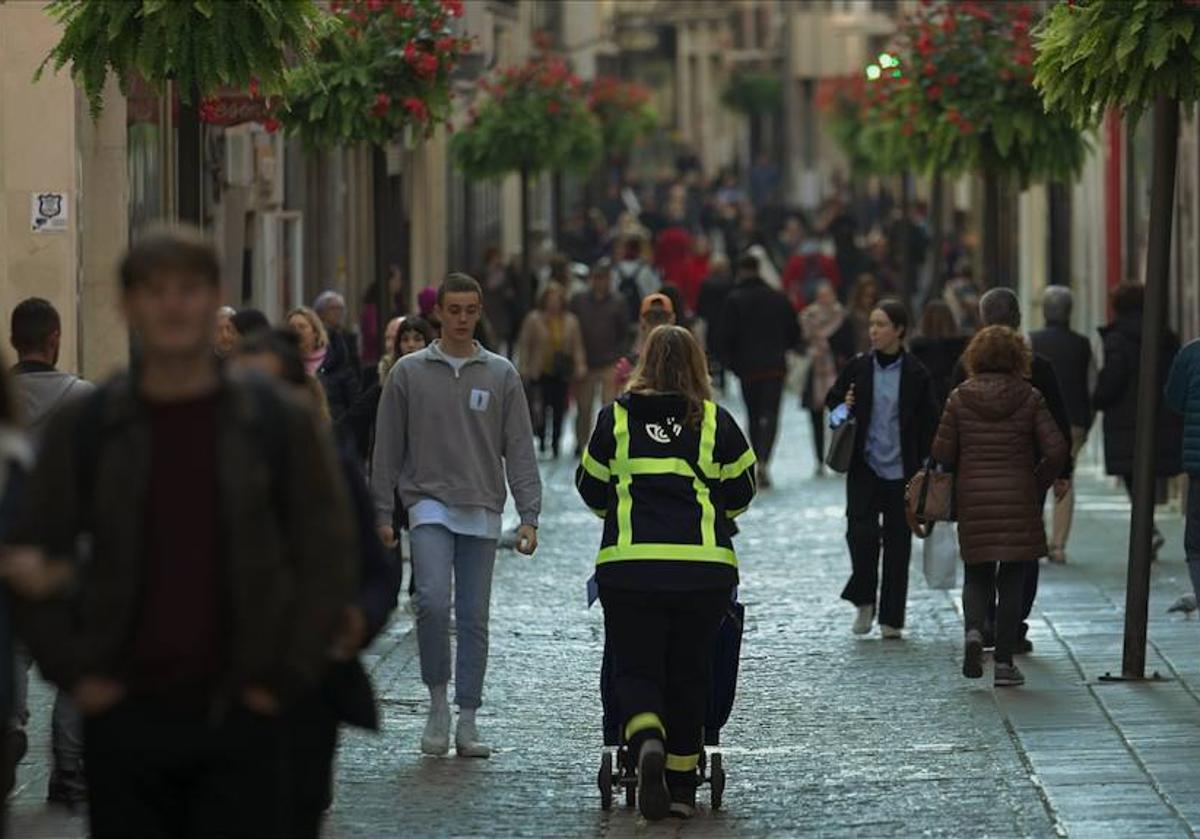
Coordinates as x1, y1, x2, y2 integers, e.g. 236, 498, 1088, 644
1120, 95, 1179, 680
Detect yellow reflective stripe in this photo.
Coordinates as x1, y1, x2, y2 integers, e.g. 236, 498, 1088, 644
698, 401, 719, 478
666, 753, 700, 772
696, 475, 716, 547
720, 447, 757, 480
728, 505, 749, 519
580, 449, 610, 481
612, 457, 697, 477
613, 404, 633, 549
625, 712, 665, 741
589, 507, 606, 519
597, 544, 737, 565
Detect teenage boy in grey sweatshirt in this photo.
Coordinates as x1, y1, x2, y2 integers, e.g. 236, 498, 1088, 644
371, 273, 541, 758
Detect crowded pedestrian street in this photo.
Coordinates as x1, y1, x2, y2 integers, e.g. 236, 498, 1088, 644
11, 400, 1200, 838
8, 0, 1200, 837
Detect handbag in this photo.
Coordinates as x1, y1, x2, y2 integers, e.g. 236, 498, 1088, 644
905, 457, 956, 538
825, 415, 857, 474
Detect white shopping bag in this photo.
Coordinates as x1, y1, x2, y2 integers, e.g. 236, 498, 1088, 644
922, 521, 959, 590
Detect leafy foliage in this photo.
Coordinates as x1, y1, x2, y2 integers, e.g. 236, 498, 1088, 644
450, 48, 603, 180
868, 1, 1087, 186
816, 74, 906, 175
720, 73, 782, 116
1035, 0, 1200, 127
587, 77, 657, 156
40, 0, 328, 118
281, 0, 470, 148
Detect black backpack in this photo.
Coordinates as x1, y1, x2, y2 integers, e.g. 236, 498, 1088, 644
616, 262, 644, 324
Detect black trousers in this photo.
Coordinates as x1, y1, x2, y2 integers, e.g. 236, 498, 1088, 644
741, 377, 785, 466
809, 408, 826, 467
843, 464, 912, 628
286, 692, 340, 839
965, 562, 1029, 664
83, 699, 288, 839
538, 375, 569, 455
600, 587, 729, 769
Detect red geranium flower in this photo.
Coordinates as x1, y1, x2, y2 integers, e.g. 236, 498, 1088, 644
927, 84, 942, 101
372, 92, 391, 117
441, 0, 464, 17
403, 97, 428, 121
262, 117, 281, 134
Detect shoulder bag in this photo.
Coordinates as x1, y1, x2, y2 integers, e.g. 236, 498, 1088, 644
904, 457, 956, 539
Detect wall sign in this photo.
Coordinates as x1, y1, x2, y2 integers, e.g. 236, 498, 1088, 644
31, 192, 68, 233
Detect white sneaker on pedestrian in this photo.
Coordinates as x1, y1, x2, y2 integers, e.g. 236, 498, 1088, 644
852, 605, 874, 635
455, 710, 492, 759
880, 624, 902, 640
421, 694, 451, 756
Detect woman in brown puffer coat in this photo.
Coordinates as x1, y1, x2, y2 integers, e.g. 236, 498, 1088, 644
932, 326, 1067, 688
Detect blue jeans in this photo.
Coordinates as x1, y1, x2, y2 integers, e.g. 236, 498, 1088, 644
1187, 475, 1200, 600
409, 525, 498, 710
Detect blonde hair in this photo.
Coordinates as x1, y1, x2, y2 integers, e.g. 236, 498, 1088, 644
285, 306, 329, 350
627, 325, 713, 428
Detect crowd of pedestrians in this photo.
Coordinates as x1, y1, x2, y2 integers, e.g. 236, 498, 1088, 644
2, 155, 1200, 834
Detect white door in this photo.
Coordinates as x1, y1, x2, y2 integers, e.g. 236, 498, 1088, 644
255, 211, 304, 323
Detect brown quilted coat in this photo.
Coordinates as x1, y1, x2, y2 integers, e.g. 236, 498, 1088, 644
931, 373, 1068, 565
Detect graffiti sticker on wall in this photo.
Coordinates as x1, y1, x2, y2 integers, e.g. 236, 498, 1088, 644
31, 192, 68, 233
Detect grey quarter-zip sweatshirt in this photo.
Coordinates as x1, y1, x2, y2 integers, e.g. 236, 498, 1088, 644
370, 340, 542, 528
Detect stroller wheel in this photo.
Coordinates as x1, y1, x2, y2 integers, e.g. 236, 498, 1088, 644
710, 753, 725, 810
698, 748, 707, 777
598, 752, 613, 810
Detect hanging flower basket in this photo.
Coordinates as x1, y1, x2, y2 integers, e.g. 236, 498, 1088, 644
281, 0, 471, 148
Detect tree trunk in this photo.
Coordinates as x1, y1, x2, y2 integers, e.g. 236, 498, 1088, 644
1120, 95, 1179, 680
177, 86, 202, 225
929, 171, 945, 302
983, 169, 1001, 288
520, 165, 531, 310
552, 170, 564, 252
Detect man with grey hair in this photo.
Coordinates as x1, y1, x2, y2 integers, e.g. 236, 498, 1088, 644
1032, 286, 1096, 563
952, 287, 1073, 653
314, 289, 362, 379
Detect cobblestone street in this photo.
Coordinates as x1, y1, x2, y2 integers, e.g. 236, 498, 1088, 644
12, 399, 1200, 837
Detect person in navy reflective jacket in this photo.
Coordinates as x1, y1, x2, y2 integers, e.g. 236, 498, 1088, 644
576, 325, 755, 821
1166, 336, 1200, 602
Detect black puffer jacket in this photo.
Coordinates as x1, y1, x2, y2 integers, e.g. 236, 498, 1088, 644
1093, 314, 1183, 477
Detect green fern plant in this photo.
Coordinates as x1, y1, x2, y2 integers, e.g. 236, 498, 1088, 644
39, 0, 330, 117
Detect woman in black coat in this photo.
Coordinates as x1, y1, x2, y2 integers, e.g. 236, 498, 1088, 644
1093, 283, 1183, 553
826, 299, 940, 640
909, 300, 969, 410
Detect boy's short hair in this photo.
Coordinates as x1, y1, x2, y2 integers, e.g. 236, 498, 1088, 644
119, 227, 220, 291
437, 273, 483, 306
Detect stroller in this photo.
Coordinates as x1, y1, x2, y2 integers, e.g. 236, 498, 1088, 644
596, 598, 744, 811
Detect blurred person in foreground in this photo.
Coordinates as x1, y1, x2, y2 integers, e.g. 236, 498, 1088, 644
4, 229, 357, 839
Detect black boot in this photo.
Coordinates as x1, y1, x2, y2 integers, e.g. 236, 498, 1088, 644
667, 769, 697, 819
635, 739, 670, 821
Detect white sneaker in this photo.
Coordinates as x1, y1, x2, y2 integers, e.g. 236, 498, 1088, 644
852, 605, 874, 635
455, 715, 492, 759
880, 624, 902, 640
421, 703, 451, 756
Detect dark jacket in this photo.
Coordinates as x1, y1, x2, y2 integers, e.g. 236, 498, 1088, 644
327, 440, 400, 730
932, 374, 1068, 565
1093, 314, 1183, 477
825, 350, 940, 483
1031, 324, 1094, 430
576, 393, 756, 592
0, 435, 31, 725
12, 372, 358, 705
696, 274, 734, 358
320, 330, 363, 429
569, 290, 629, 370
721, 276, 800, 380
1166, 337, 1200, 474
951, 351, 1074, 479
909, 336, 968, 410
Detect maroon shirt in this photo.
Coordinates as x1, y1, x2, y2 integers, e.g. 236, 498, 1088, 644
130, 392, 224, 695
